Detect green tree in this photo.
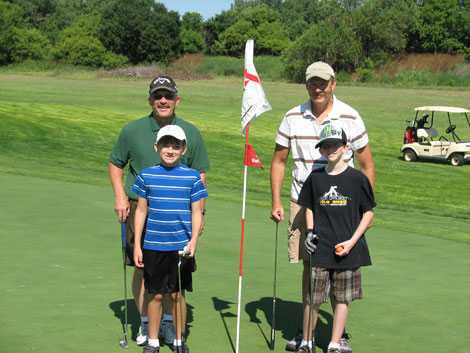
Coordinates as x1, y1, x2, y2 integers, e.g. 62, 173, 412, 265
282, 17, 361, 82
180, 29, 205, 54
203, 9, 239, 53
456, 0, 470, 49
53, 15, 127, 67
98, 0, 180, 64
11, 0, 85, 43
0, 1, 26, 64
11, 27, 51, 61
355, 0, 417, 63
182, 11, 203, 31
416, 0, 463, 53
212, 5, 290, 56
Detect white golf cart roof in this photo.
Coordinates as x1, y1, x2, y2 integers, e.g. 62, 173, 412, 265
415, 106, 470, 113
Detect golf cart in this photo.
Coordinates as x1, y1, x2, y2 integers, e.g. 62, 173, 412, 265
401, 106, 470, 166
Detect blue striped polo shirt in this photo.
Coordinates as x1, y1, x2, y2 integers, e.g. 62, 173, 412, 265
132, 164, 208, 251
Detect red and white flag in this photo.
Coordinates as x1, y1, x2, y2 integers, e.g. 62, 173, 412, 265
245, 143, 264, 169
241, 39, 272, 135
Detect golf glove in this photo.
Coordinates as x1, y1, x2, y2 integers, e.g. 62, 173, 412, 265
304, 229, 319, 255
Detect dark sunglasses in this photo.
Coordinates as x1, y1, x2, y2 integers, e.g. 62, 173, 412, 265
151, 93, 176, 101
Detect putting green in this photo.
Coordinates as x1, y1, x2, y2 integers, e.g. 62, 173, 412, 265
0, 173, 468, 352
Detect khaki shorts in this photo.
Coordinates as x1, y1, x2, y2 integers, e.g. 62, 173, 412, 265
123, 199, 145, 266
288, 201, 309, 263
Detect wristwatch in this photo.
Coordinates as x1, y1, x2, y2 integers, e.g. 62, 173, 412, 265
202, 208, 207, 216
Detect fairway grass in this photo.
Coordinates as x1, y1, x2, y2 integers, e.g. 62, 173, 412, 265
1, 73, 469, 243
1, 173, 469, 352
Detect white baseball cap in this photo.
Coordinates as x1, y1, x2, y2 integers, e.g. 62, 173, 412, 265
306, 61, 335, 81
156, 125, 186, 143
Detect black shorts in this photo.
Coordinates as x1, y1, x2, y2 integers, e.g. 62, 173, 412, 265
143, 249, 194, 295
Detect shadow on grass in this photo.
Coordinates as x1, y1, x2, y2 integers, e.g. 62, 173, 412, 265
109, 299, 194, 342
212, 297, 237, 353
244, 297, 334, 352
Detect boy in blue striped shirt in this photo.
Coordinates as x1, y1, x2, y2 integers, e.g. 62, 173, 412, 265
133, 125, 208, 353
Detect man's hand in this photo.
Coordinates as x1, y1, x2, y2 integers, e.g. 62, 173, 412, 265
270, 206, 284, 223
114, 195, 130, 223
304, 229, 319, 255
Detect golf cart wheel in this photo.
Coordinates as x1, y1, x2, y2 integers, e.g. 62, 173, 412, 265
403, 149, 417, 162
449, 153, 465, 166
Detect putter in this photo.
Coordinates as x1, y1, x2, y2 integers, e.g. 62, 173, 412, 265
270, 222, 279, 351
308, 252, 314, 350
177, 249, 190, 348
119, 222, 129, 349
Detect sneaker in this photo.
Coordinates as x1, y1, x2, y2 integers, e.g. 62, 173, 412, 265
296, 345, 312, 353
286, 329, 303, 351
136, 322, 149, 346
160, 320, 175, 345
142, 344, 160, 353
173, 343, 190, 353
340, 332, 352, 353
327, 349, 341, 353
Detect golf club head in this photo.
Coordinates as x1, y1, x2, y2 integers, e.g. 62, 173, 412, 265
119, 338, 129, 349
178, 249, 190, 256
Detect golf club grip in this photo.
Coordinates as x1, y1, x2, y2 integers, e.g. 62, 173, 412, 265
121, 222, 127, 249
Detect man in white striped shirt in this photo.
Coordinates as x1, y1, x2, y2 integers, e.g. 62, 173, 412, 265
270, 62, 375, 353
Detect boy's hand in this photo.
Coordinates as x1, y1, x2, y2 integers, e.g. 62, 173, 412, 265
185, 241, 197, 257
335, 240, 353, 256
134, 247, 144, 268
304, 229, 318, 255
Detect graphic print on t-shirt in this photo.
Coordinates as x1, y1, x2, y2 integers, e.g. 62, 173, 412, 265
319, 185, 349, 206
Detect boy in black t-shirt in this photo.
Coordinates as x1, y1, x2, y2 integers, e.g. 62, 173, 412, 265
297, 123, 376, 353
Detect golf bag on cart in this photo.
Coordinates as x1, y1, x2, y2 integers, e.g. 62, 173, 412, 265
404, 113, 429, 143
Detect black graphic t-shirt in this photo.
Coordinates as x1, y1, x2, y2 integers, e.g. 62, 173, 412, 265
298, 166, 376, 268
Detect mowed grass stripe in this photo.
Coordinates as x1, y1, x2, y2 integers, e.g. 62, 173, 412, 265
0, 74, 469, 242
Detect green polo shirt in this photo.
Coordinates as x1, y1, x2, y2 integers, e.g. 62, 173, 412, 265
110, 114, 210, 200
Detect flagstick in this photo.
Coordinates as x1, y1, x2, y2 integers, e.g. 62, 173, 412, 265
236, 123, 250, 353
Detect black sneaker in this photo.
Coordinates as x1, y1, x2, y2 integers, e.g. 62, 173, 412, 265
173, 343, 190, 353
340, 331, 352, 353
286, 329, 303, 351
142, 344, 160, 353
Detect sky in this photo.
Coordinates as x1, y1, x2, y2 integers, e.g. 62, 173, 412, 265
158, 0, 235, 20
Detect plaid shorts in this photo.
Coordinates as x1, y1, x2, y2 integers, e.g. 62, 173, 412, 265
308, 267, 363, 305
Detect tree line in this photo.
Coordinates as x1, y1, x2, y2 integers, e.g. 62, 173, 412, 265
1, 0, 469, 82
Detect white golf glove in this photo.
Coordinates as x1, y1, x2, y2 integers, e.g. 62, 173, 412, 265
304, 229, 319, 255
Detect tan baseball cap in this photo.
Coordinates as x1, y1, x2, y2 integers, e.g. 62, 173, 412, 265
305, 61, 335, 81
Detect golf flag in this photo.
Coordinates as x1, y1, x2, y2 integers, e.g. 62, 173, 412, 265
245, 143, 263, 169
236, 39, 270, 353
241, 38, 272, 135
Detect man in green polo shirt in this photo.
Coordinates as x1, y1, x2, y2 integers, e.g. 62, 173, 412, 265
109, 76, 210, 347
